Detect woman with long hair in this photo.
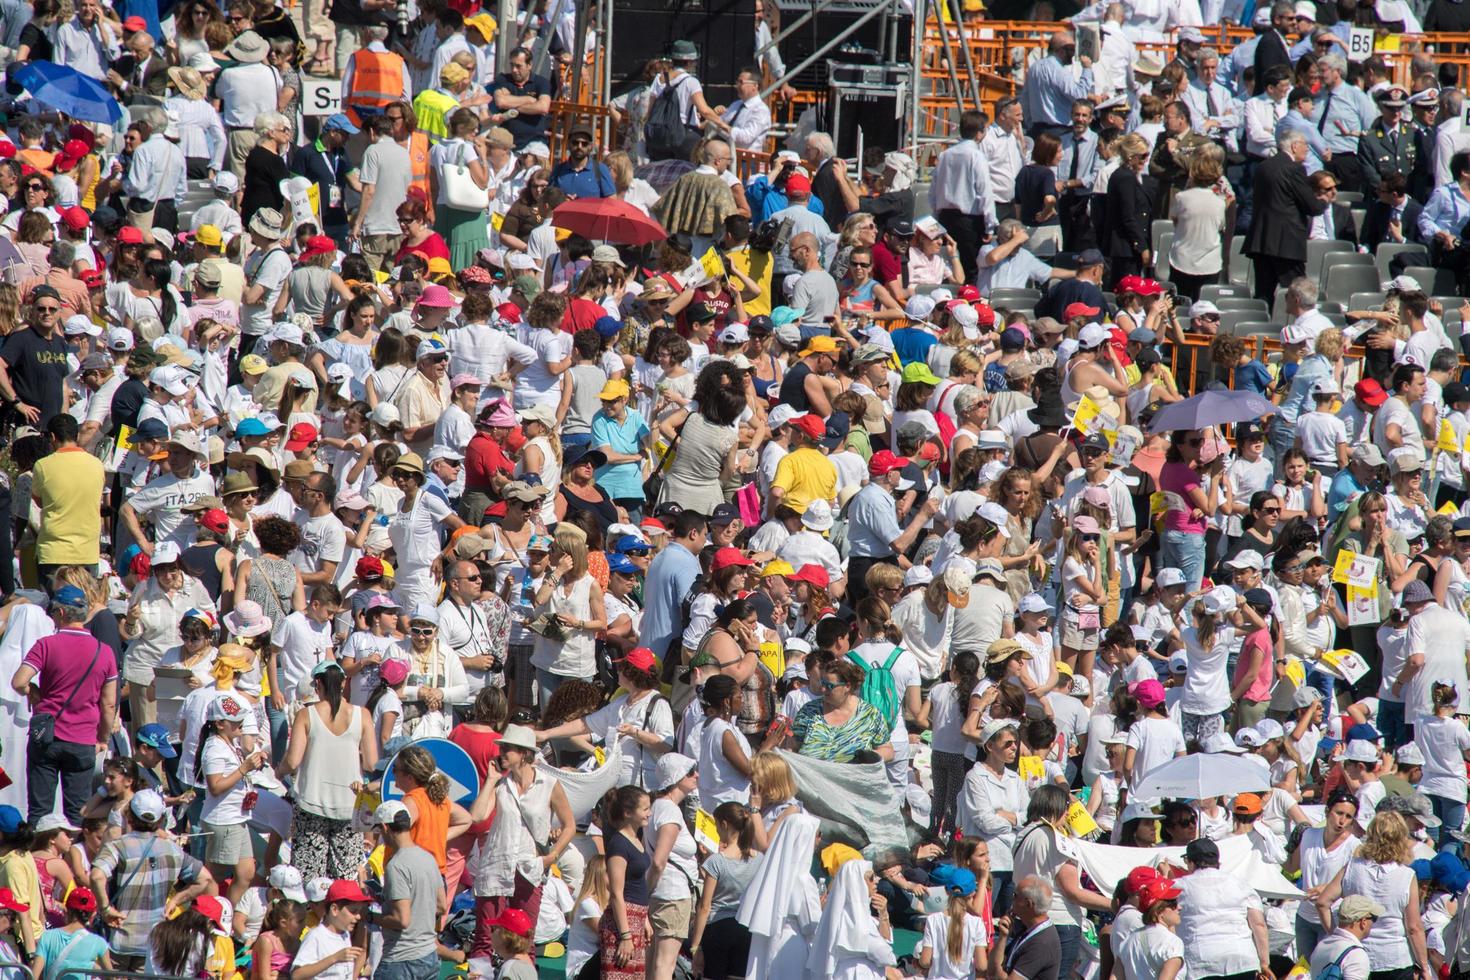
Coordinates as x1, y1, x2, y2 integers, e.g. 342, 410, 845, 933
365, 326, 415, 409
917, 865, 988, 979
535, 648, 673, 789
1059, 516, 1106, 683
146, 902, 216, 977
566, 855, 609, 980
1413, 682, 1470, 848
1159, 429, 1223, 591
698, 676, 754, 806
167, 0, 224, 63
28, 817, 73, 929
530, 533, 605, 709
656, 360, 756, 515
918, 650, 981, 837
1314, 812, 1429, 977
690, 802, 761, 980
748, 751, 801, 851
848, 597, 920, 788
838, 246, 903, 321
514, 291, 575, 410
600, 785, 653, 980
1283, 790, 1359, 958
1167, 591, 1238, 747
14, 0, 61, 62
392, 743, 471, 874
499, 170, 553, 252
276, 661, 377, 881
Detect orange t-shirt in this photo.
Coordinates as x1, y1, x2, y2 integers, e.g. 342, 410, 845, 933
406, 785, 450, 873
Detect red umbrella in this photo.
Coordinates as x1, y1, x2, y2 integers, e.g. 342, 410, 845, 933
551, 198, 667, 246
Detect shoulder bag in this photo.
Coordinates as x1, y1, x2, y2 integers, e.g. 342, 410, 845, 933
440, 141, 490, 212
29, 640, 104, 754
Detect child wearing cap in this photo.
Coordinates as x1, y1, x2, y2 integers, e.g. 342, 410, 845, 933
33, 886, 108, 980
1294, 379, 1350, 481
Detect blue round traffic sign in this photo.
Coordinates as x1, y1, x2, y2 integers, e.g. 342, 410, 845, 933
381, 737, 481, 806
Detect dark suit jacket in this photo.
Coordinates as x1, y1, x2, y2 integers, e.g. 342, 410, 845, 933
1360, 197, 1425, 250
1102, 166, 1151, 262
111, 51, 168, 100
1328, 202, 1359, 246
1246, 152, 1329, 261
1252, 31, 1291, 96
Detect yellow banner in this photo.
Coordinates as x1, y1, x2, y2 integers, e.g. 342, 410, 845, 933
698, 247, 726, 282
1441, 500, 1462, 517
758, 641, 784, 684
1064, 800, 1099, 838
1017, 755, 1046, 782
1438, 420, 1461, 454
693, 808, 721, 850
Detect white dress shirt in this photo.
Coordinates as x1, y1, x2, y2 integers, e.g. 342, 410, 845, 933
1243, 93, 1288, 157
124, 133, 187, 203
214, 62, 280, 129
722, 96, 771, 152
1181, 80, 1241, 152
166, 97, 227, 171
982, 124, 1027, 203
1095, 22, 1135, 96
54, 16, 114, 81
1436, 118, 1470, 188
931, 139, 997, 225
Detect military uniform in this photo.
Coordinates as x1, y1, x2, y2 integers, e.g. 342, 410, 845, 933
1358, 118, 1417, 192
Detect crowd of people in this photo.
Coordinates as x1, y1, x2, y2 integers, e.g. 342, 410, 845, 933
3, 0, 1470, 978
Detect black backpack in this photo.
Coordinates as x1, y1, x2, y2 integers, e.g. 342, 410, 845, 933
645, 76, 691, 161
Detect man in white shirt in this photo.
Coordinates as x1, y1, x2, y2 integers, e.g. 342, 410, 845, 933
1397, 579, 1470, 727
1243, 65, 1293, 159
267, 587, 340, 747
930, 108, 997, 285
437, 559, 501, 694
119, 430, 217, 555
1307, 895, 1378, 980
716, 69, 771, 153
214, 31, 280, 177
294, 471, 348, 587
1093, 4, 1135, 97
54, 0, 115, 81
1182, 48, 1241, 153
1435, 89, 1470, 188
982, 98, 1028, 220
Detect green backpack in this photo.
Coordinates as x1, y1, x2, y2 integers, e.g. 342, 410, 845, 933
848, 647, 904, 728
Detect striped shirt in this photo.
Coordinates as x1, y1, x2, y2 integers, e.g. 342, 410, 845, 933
92, 833, 204, 956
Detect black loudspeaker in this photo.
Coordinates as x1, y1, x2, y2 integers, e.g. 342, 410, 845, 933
773, 4, 911, 90
826, 66, 908, 160
610, 0, 756, 108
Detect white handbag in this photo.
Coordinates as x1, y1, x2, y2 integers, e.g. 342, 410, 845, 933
439, 141, 490, 211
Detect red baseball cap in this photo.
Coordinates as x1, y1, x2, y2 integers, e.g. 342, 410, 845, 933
355, 555, 385, 579
0, 888, 28, 914
116, 227, 145, 245
617, 647, 658, 672
193, 895, 226, 929
916, 442, 941, 462
64, 887, 96, 913
199, 508, 229, 535
324, 880, 372, 905
868, 449, 910, 477
495, 302, 522, 321
80, 270, 105, 289
130, 553, 151, 577
791, 414, 825, 440
300, 235, 336, 260
122, 15, 148, 30
1137, 879, 1182, 907
958, 285, 980, 301
285, 422, 319, 451
972, 301, 996, 327
486, 908, 533, 938
711, 546, 755, 572
1063, 302, 1101, 320
788, 564, 829, 589
60, 206, 90, 232
0, 142, 16, 160
1123, 866, 1159, 896
784, 173, 811, 194
1354, 378, 1388, 407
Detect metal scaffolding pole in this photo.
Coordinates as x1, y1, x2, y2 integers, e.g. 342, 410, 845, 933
947, 0, 980, 109
909, 0, 923, 152
758, 0, 893, 99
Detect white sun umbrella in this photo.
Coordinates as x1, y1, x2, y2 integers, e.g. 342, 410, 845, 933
1132, 752, 1271, 800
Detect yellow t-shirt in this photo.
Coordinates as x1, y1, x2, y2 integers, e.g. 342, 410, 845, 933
771, 447, 837, 516
0, 850, 42, 942
32, 447, 105, 565
727, 245, 774, 317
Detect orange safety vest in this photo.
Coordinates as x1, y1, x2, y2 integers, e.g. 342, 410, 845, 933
344, 49, 407, 127
405, 130, 433, 223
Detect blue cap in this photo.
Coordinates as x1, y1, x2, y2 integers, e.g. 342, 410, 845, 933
0, 806, 22, 835
615, 535, 650, 554
236, 417, 270, 437
1412, 858, 1434, 882
133, 418, 169, 441
944, 868, 978, 897
1318, 737, 1340, 756
821, 411, 850, 451
770, 306, 802, 327
137, 723, 178, 758
50, 585, 88, 609
119, 543, 142, 572
607, 553, 639, 575
999, 326, 1027, 350
1347, 723, 1382, 743
322, 113, 360, 134
594, 315, 623, 338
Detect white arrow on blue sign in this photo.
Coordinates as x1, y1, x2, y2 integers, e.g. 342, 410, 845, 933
381, 737, 481, 806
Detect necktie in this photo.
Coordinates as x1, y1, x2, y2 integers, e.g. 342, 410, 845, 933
1317, 90, 1334, 134
1207, 87, 1218, 118
1070, 139, 1082, 180
728, 102, 744, 126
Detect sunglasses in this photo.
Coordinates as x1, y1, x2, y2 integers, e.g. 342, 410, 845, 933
458, 573, 482, 581
1080, 533, 1100, 543
34, 304, 59, 313
1262, 505, 1281, 514
569, 137, 592, 146
849, 261, 871, 268
815, 679, 847, 690
410, 626, 436, 636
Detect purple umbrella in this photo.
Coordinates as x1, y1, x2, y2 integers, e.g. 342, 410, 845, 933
1148, 389, 1276, 433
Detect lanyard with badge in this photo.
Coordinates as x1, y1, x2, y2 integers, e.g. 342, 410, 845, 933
322, 148, 342, 210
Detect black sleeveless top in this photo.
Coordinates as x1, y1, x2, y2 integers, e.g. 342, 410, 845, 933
777, 360, 813, 413
558, 484, 619, 530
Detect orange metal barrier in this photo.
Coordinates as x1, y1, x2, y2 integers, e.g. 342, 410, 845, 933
547, 102, 615, 160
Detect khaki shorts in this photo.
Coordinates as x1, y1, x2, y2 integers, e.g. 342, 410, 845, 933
648, 895, 693, 939
203, 819, 253, 864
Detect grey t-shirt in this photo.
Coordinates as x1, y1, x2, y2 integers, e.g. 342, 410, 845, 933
565, 363, 608, 437
703, 852, 760, 922
790, 270, 838, 327
359, 138, 413, 237
380, 844, 441, 962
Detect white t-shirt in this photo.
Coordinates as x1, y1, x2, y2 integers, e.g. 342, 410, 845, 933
565, 896, 602, 980
1179, 625, 1236, 716
1295, 410, 1349, 468
1224, 455, 1275, 537
697, 717, 751, 807
293, 925, 352, 980
514, 327, 573, 408
242, 248, 292, 336
271, 611, 334, 697
339, 632, 404, 704
1126, 715, 1186, 784
388, 488, 455, 581
919, 910, 986, 980
236, 885, 268, 946
645, 797, 698, 902
1416, 715, 1470, 800
296, 512, 348, 574
1117, 923, 1186, 980
200, 734, 251, 825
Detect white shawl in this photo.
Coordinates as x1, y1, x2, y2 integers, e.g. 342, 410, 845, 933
737, 811, 821, 942
806, 859, 897, 977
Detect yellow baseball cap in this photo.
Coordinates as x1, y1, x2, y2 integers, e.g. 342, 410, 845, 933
800, 335, 839, 357
427, 256, 454, 279
195, 224, 223, 248
598, 378, 631, 400
464, 12, 497, 35
239, 354, 268, 376
761, 560, 796, 578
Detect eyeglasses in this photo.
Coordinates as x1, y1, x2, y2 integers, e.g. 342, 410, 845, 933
227, 13, 247, 21
458, 573, 482, 581
34, 304, 59, 313
849, 261, 871, 268
1080, 533, 1100, 543
410, 626, 436, 636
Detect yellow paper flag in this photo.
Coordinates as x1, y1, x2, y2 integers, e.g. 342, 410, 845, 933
1283, 956, 1311, 980
1065, 800, 1100, 838
1283, 656, 1306, 690
758, 640, 785, 685
693, 808, 721, 850
490, 211, 505, 232
1438, 420, 1461, 454
698, 247, 726, 282
1017, 755, 1046, 783
1441, 501, 1461, 517
1331, 549, 1358, 585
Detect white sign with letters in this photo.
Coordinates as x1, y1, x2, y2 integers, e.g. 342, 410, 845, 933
1347, 27, 1374, 62
302, 78, 342, 117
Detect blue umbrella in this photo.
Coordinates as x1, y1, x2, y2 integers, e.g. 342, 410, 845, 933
1147, 389, 1276, 432
13, 63, 123, 126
